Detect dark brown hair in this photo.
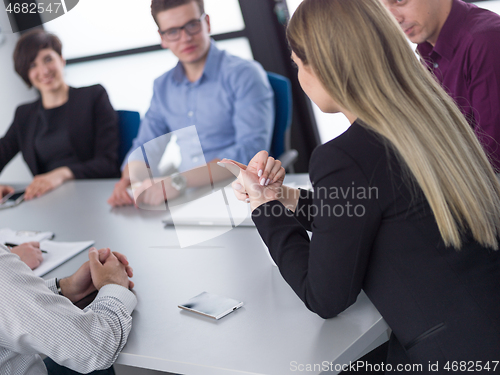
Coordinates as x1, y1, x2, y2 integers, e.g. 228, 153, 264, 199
151, 0, 204, 26
13, 29, 63, 88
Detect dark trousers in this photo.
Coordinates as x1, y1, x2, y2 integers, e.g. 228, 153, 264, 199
44, 357, 115, 375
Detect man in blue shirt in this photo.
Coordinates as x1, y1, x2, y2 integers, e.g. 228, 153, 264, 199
108, 0, 274, 206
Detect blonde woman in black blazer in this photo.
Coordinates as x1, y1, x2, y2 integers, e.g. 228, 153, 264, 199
222, 0, 500, 371
0, 30, 119, 200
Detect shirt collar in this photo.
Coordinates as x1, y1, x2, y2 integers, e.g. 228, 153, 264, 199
417, 0, 469, 61
172, 39, 221, 85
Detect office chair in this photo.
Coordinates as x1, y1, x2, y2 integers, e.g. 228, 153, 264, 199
266, 72, 298, 171
116, 110, 141, 165
116, 75, 298, 170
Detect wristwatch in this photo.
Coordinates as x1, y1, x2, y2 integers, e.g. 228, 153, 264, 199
55, 278, 63, 295
170, 172, 187, 194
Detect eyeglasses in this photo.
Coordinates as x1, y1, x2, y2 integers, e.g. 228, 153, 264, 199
159, 13, 206, 41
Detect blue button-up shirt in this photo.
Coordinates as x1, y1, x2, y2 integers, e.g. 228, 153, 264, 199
124, 40, 274, 173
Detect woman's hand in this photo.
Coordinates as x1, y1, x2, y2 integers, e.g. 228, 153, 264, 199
25, 167, 74, 200
219, 151, 286, 210
0, 185, 14, 199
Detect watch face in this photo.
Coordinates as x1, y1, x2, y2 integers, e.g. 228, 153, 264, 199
171, 173, 187, 191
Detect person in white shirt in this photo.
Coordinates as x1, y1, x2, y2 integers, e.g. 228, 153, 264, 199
0, 242, 136, 375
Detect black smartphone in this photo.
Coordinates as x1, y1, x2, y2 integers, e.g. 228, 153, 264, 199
0, 190, 25, 209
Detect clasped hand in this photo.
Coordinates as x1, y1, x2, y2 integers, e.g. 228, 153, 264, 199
219, 151, 286, 211
58, 247, 134, 304
10, 243, 133, 304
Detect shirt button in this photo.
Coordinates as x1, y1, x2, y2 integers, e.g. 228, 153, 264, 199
192, 157, 199, 163
433, 62, 439, 68
188, 111, 194, 117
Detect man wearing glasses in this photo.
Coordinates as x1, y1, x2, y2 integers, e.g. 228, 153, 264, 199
108, 0, 274, 207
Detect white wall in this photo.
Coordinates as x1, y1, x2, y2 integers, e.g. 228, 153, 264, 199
0, 32, 38, 184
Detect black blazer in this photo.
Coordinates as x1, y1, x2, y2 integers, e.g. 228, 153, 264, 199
0, 84, 120, 179
253, 121, 500, 370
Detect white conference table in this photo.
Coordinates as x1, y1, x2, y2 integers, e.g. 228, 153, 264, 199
1, 175, 389, 375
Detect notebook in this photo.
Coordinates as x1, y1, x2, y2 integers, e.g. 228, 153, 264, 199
0, 228, 94, 277
163, 185, 254, 227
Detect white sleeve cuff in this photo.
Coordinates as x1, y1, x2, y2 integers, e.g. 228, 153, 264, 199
45, 278, 58, 294
97, 284, 137, 314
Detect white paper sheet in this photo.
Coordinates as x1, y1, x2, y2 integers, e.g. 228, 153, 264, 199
33, 240, 95, 277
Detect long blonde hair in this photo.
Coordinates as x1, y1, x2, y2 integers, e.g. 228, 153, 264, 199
287, 0, 500, 249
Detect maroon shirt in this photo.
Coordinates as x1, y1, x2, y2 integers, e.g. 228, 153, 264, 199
417, 0, 500, 171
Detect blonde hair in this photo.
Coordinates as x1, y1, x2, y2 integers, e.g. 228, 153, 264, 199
287, 0, 500, 249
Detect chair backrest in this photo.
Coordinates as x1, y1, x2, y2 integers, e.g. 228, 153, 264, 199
267, 72, 293, 158
116, 110, 141, 165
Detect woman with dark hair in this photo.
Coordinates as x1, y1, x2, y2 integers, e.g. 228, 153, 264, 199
222, 0, 500, 371
0, 29, 120, 200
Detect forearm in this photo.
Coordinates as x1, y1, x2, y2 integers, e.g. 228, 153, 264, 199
251, 149, 381, 318
183, 159, 233, 188
47, 286, 135, 372
0, 252, 136, 372
124, 161, 151, 183
252, 196, 371, 319
149, 159, 233, 190
25, 167, 75, 199
252, 200, 341, 318
58, 277, 85, 304
55, 166, 74, 182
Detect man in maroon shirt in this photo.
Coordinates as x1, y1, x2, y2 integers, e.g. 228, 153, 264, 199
382, 0, 500, 171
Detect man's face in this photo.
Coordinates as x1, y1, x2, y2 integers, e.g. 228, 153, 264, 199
156, 1, 211, 65
381, 0, 449, 45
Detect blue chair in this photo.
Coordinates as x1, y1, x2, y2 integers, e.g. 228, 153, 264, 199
267, 72, 298, 171
116, 110, 141, 165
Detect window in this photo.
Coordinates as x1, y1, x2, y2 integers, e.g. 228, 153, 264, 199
44, 0, 245, 60
473, 0, 500, 14
44, 0, 250, 114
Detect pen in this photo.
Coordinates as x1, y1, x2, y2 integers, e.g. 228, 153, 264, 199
4, 242, 48, 253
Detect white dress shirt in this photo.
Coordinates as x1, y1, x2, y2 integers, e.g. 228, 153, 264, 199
0, 245, 137, 374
